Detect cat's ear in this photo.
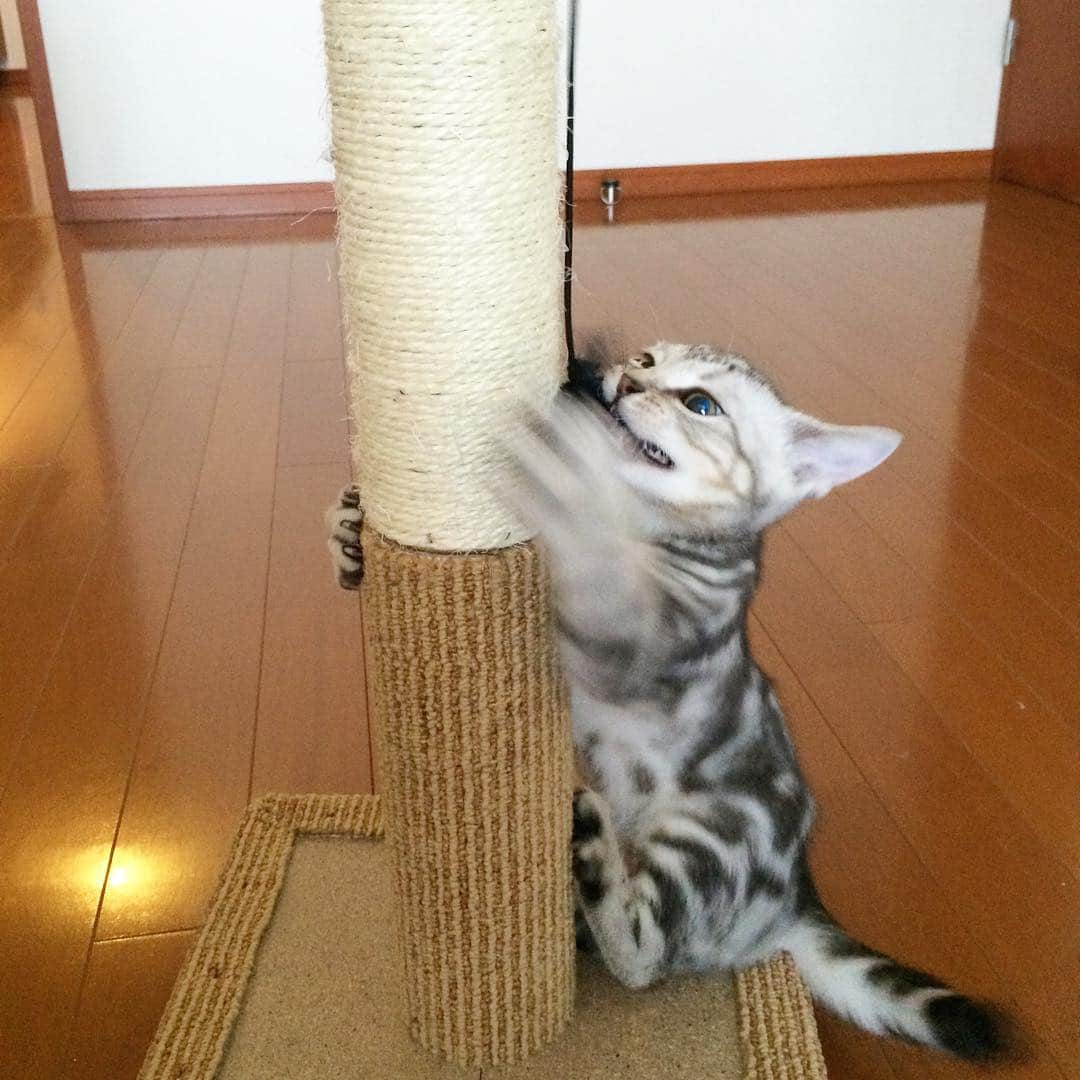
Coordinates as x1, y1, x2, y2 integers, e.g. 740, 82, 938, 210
787, 413, 901, 498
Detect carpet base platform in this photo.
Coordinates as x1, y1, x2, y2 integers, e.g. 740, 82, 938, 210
139, 795, 828, 1079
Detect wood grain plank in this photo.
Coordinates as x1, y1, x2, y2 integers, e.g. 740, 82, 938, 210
615, 215, 1080, 639
0, 332, 94, 466
226, 242, 291, 366
755, 528, 1080, 1069
995, 468, 1080, 539
80, 246, 161, 346
285, 241, 343, 362
782, 496, 933, 627
980, 215, 1080, 279
953, 366, 1080, 488
985, 183, 1080, 242
2, 225, 74, 352
0, 338, 55, 431
0, 464, 50, 555
277, 359, 350, 466
978, 245, 1080, 318
6, 367, 163, 562
971, 305, 1079, 389
666, 204, 1066, 481
65, 931, 196, 1080
667, 210, 1080, 574
0, 554, 87, 792
843, 463, 1080, 725
0, 244, 158, 472
6, 243, 221, 560
166, 246, 248, 368
890, 444, 1080, 627
250, 463, 371, 798
869, 612, 1080, 877
95, 360, 283, 939
0, 447, 203, 1080
99, 247, 204, 373
0, 219, 59, 301
967, 335, 1080, 435
748, 619, 1051, 1080
977, 275, 1080, 363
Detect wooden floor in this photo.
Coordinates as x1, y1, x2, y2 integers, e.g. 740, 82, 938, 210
2, 99, 1079, 1079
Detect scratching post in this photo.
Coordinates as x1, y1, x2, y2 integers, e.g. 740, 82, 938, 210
361, 536, 573, 1066
321, 0, 574, 1068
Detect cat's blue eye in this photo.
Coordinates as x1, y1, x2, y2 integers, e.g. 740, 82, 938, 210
682, 391, 722, 416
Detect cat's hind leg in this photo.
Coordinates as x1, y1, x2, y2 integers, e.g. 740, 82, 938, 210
325, 484, 364, 589
574, 904, 598, 953
572, 789, 668, 989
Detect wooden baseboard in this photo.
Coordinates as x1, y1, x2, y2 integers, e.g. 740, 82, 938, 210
66, 181, 336, 222
61, 151, 992, 223
0, 67, 32, 94
575, 151, 992, 200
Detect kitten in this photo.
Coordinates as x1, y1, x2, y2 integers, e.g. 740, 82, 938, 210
326, 340, 1008, 1062
502, 340, 1007, 1062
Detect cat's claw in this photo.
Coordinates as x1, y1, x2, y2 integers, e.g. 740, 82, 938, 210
326, 484, 364, 590
338, 484, 362, 510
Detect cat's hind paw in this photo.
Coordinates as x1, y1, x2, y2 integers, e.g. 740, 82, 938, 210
572, 788, 618, 906
325, 484, 364, 590
574, 904, 598, 953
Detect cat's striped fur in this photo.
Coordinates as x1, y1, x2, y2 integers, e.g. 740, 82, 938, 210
506, 341, 1008, 1062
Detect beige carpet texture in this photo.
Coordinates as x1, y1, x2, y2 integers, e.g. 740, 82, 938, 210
139, 794, 827, 1079
359, 533, 576, 1066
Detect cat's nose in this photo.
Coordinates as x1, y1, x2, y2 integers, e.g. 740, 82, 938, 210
615, 374, 643, 400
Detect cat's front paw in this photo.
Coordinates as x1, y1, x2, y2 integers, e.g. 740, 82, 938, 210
325, 484, 364, 590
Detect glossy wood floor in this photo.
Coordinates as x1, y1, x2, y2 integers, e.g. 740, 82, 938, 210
3, 100, 1079, 1078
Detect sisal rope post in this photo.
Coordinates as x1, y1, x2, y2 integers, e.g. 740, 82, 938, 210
321, 0, 574, 1067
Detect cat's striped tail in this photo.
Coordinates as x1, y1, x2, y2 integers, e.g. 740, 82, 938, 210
784, 872, 1011, 1062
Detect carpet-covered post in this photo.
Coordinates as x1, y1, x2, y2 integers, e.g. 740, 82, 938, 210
361, 534, 574, 1065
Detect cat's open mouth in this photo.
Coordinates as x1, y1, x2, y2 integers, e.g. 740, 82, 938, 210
637, 440, 673, 468
609, 405, 674, 469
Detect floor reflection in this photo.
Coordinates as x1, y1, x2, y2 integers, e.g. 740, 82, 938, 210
0, 93, 51, 219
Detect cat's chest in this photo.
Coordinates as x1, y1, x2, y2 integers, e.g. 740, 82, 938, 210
571, 683, 712, 763
571, 686, 699, 826
573, 688, 675, 760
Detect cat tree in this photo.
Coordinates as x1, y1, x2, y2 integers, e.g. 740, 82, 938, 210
321, 0, 575, 1066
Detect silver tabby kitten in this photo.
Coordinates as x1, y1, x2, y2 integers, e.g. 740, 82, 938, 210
327, 340, 1008, 1062
504, 341, 1007, 1063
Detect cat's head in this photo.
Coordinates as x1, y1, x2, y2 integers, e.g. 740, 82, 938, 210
590, 341, 901, 534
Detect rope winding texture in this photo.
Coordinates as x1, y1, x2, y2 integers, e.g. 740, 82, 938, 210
324, 0, 566, 551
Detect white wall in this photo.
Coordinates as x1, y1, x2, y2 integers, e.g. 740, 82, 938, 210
1, 0, 26, 69
38, 0, 333, 190
39, 0, 1010, 192
574, 0, 1011, 167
